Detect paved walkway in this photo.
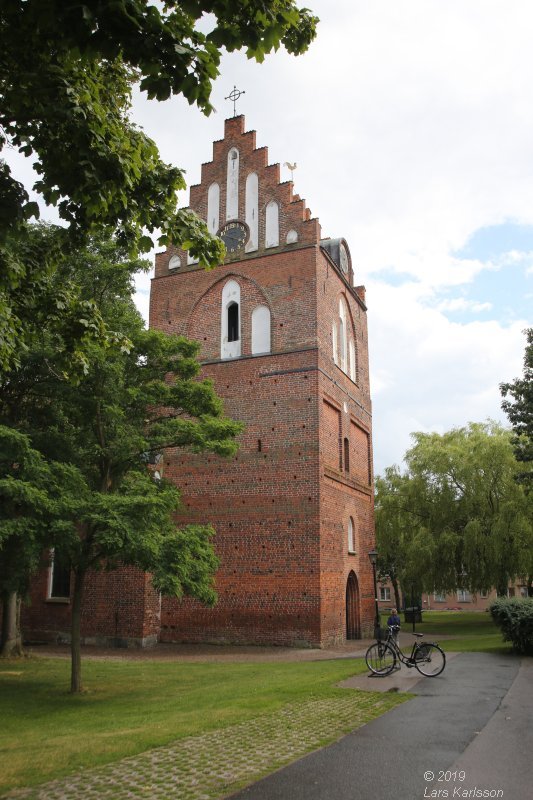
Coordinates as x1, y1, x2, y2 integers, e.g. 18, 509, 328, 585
232, 653, 531, 800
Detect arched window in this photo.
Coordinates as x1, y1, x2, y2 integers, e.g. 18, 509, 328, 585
349, 340, 356, 382
265, 200, 279, 248
227, 302, 239, 342
339, 298, 348, 373
48, 549, 71, 599
344, 437, 350, 472
286, 229, 298, 244
245, 172, 258, 252
332, 321, 338, 365
251, 305, 271, 354
348, 517, 356, 553
226, 148, 239, 220
207, 182, 220, 235
221, 279, 241, 359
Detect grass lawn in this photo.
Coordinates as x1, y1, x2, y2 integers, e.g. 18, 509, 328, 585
383, 610, 512, 653
0, 655, 403, 794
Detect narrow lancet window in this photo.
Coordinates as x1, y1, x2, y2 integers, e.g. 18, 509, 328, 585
245, 172, 259, 252
221, 279, 241, 359
226, 148, 239, 220
207, 182, 220, 235
227, 302, 239, 342
265, 200, 279, 248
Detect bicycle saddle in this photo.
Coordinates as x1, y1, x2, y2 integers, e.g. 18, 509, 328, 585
413, 632, 424, 637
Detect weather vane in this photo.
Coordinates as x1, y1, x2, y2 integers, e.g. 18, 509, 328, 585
225, 85, 245, 117
284, 161, 297, 179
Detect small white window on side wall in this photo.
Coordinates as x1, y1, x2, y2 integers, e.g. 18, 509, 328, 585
251, 305, 271, 354
339, 298, 347, 373
349, 340, 356, 382
48, 549, 71, 599
348, 517, 356, 553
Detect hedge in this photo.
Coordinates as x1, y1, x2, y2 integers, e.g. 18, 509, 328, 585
489, 597, 533, 655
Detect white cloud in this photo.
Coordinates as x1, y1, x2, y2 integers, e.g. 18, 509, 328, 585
436, 298, 492, 314
6, 0, 533, 476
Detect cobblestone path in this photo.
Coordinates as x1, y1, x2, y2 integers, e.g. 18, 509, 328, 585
4, 692, 404, 800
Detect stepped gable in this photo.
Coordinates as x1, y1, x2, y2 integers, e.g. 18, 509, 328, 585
156, 115, 321, 277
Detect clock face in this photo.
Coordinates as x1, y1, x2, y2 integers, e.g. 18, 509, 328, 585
339, 244, 349, 274
219, 221, 248, 253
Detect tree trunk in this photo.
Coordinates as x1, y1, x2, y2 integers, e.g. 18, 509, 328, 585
0, 591, 23, 657
391, 577, 402, 611
70, 570, 85, 693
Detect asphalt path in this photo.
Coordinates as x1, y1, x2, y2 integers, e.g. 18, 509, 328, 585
230, 652, 531, 800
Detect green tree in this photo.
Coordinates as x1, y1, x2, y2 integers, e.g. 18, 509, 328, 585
0, 426, 73, 656
0, 0, 318, 370
375, 422, 533, 601
501, 328, 533, 489
374, 468, 410, 610
0, 229, 243, 691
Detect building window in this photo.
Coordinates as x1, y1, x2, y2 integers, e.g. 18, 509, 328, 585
226, 148, 239, 220
349, 340, 356, 382
343, 437, 350, 472
479, 590, 488, 599
348, 517, 355, 553
332, 321, 338, 365
221, 279, 241, 359
227, 302, 239, 342
434, 592, 446, 602
207, 182, 220, 235
245, 172, 258, 252
265, 200, 279, 248
379, 586, 391, 601
457, 589, 471, 602
168, 255, 181, 270
251, 305, 271, 354
48, 550, 71, 600
286, 229, 298, 244
338, 298, 348, 373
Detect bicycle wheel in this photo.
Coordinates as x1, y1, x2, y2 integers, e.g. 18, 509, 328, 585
414, 643, 446, 677
365, 642, 396, 675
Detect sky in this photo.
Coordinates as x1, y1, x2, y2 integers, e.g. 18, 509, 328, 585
7, 0, 533, 475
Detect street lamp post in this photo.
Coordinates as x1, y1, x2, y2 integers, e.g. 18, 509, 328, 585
368, 549, 380, 639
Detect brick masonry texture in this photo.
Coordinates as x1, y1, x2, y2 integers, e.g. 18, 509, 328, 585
22, 116, 376, 648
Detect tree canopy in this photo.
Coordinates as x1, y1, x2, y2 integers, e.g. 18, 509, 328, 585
0, 0, 318, 370
0, 227, 243, 689
501, 327, 533, 489
375, 422, 533, 602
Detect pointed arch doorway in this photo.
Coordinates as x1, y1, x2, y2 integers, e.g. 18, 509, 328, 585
346, 571, 361, 640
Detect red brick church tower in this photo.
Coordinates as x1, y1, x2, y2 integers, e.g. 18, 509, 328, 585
22, 116, 376, 648
150, 116, 376, 646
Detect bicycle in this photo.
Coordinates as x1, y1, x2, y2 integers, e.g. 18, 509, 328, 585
365, 625, 446, 677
